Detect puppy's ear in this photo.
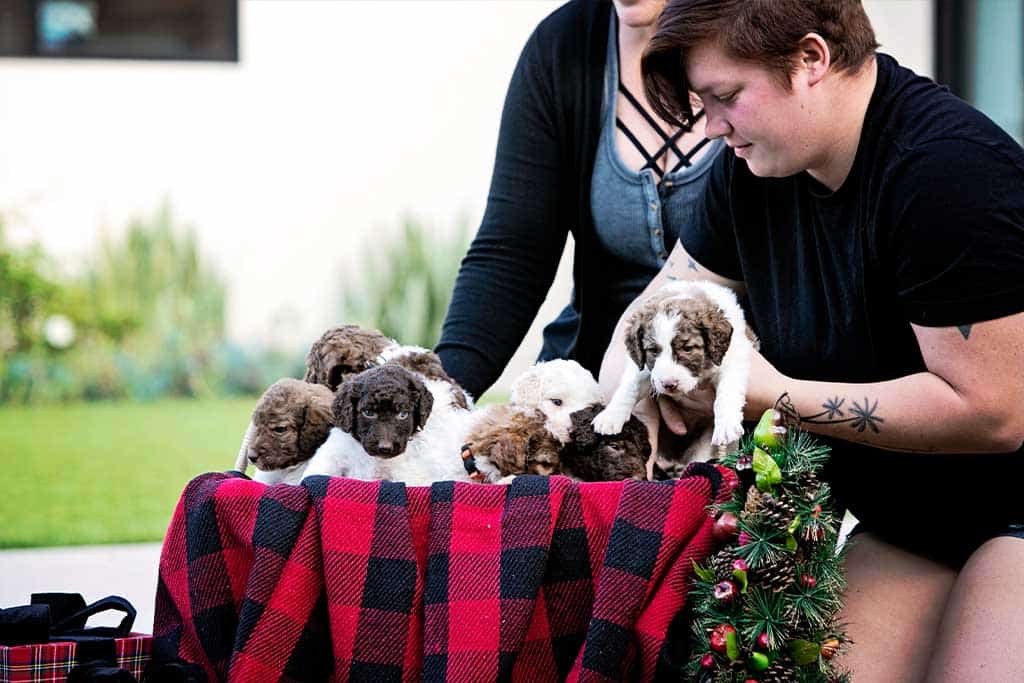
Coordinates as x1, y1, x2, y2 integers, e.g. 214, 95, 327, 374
409, 374, 433, 431
625, 416, 652, 460
700, 307, 733, 366
298, 386, 334, 457
624, 304, 654, 369
333, 376, 359, 436
510, 370, 541, 408
304, 340, 324, 384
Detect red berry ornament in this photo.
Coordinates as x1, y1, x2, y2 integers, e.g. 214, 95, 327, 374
756, 631, 770, 650
713, 511, 740, 541
700, 653, 715, 669
709, 624, 737, 655
801, 574, 817, 588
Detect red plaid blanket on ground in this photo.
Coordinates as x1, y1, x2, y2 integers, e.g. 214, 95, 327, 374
154, 465, 735, 682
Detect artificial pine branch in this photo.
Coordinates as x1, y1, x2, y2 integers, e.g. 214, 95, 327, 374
686, 410, 850, 682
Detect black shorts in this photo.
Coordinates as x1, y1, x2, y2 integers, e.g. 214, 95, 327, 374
848, 520, 1024, 568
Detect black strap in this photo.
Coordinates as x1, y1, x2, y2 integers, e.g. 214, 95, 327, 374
613, 19, 708, 179
51, 595, 137, 639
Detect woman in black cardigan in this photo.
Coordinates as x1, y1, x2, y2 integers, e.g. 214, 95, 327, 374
436, 0, 722, 399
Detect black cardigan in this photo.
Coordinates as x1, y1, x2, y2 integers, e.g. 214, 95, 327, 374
436, 0, 618, 398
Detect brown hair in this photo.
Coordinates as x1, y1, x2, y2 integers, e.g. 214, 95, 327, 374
642, 0, 879, 124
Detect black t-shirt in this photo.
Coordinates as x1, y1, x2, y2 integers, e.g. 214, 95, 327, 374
686, 54, 1024, 553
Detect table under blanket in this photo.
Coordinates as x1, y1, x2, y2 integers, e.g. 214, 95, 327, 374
153, 464, 734, 682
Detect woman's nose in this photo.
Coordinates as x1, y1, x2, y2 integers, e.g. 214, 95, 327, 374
704, 109, 731, 139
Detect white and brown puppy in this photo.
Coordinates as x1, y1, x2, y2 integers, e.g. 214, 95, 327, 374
242, 378, 335, 485
592, 280, 756, 461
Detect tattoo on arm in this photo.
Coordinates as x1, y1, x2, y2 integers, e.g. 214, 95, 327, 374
774, 393, 885, 434
687, 258, 698, 271
957, 324, 972, 340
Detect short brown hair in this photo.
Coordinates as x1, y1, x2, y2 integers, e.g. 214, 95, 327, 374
642, 0, 879, 124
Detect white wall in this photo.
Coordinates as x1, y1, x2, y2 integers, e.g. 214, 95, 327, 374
0, 0, 933, 394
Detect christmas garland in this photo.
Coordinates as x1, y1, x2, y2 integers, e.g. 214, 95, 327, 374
687, 409, 850, 682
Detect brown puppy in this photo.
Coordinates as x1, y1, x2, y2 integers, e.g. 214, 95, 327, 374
462, 405, 563, 482
246, 379, 334, 484
564, 404, 649, 481
304, 324, 394, 391
333, 364, 433, 458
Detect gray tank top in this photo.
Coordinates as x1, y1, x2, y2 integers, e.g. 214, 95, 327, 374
590, 13, 723, 286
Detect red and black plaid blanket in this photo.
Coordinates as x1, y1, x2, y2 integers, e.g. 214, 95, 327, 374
154, 464, 735, 682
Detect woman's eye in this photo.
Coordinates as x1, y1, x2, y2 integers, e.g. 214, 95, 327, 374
273, 426, 287, 434
550, 398, 563, 407
361, 409, 376, 418
715, 91, 738, 104
397, 411, 409, 420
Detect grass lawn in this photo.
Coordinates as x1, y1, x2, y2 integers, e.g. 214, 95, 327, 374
0, 398, 255, 548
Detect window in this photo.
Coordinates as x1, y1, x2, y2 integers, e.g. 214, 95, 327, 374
0, 0, 237, 61
936, 0, 1024, 142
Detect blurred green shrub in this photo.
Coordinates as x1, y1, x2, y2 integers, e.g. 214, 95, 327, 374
340, 215, 470, 349
0, 205, 303, 403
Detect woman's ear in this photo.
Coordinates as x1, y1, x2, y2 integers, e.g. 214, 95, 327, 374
798, 32, 831, 86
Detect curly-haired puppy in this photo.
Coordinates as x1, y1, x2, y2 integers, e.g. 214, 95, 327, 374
302, 364, 469, 484
242, 379, 334, 485
460, 406, 563, 483
593, 280, 757, 462
305, 324, 394, 391
378, 344, 473, 410
563, 404, 649, 481
508, 359, 604, 442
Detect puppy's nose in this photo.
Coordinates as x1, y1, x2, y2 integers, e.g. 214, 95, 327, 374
376, 441, 395, 455
247, 449, 258, 464
661, 378, 679, 392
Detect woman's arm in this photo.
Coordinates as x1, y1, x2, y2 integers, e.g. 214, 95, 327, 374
437, 26, 572, 399
746, 311, 1024, 454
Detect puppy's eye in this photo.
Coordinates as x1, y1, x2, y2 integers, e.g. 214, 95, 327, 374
681, 344, 696, 352
361, 409, 377, 418
273, 426, 287, 434
549, 398, 563, 407
396, 411, 409, 420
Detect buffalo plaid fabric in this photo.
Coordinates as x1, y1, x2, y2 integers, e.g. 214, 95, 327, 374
0, 634, 151, 682
154, 464, 735, 682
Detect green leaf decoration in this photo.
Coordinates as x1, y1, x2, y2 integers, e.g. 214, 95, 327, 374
788, 514, 802, 535
725, 628, 740, 661
732, 566, 749, 593
790, 639, 821, 665
753, 447, 782, 491
693, 559, 716, 583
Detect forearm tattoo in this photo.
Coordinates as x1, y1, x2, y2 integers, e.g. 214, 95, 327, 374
957, 324, 972, 340
773, 393, 885, 433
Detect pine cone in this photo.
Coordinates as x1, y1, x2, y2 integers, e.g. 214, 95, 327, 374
744, 486, 766, 514
755, 552, 796, 592
761, 657, 797, 682
796, 470, 821, 493
759, 493, 797, 530
710, 548, 737, 581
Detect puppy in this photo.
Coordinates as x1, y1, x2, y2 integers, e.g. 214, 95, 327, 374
302, 364, 468, 484
305, 324, 394, 391
234, 324, 393, 474
563, 404, 649, 481
593, 280, 756, 463
508, 359, 604, 442
243, 379, 334, 485
459, 406, 563, 483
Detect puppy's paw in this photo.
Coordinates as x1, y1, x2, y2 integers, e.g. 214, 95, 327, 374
591, 408, 627, 435
711, 416, 744, 447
